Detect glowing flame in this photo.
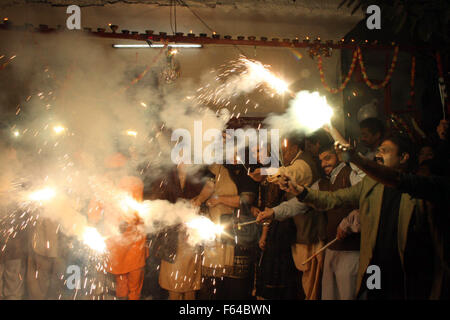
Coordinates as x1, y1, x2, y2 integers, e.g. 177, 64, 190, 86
82, 227, 106, 253
119, 195, 149, 217
53, 126, 65, 134
13, 130, 19, 137
126, 130, 137, 137
185, 216, 224, 243
29, 187, 56, 202
242, 57, 288, 94
291, 91, 333, 131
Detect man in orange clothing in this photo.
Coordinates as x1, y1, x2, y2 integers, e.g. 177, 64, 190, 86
88, 153, 148, 300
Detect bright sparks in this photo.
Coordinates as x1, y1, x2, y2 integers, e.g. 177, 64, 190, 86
241, 57, 289, 94
82, 227, 106, 253
126, 130, 138, 137
28, 187, 56, 202
291, 91, 334, 131
53, 126, 65, 134
185, 216, 224, 243
119, 195, 149, 217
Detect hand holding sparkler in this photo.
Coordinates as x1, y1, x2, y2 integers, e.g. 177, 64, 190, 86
248, 168, 264, 182
256, 207, 274, 224
334, 140, 356, 163
277, 176, 304, 196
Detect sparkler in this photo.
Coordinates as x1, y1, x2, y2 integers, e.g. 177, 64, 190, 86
291, 91, 334, 132
241, 57, 289, 94
28, 187, 56, 202
237, 219, 269, 229
119, 195, 150, 217
194, 56, 289, 116
236, 156, 249, 172
185, 216, 224, 243
82, 227, 107, 254
53, 126, 65, 134
126, 130, 138, 137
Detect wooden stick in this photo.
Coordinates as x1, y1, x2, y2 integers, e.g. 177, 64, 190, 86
237, 220, 257, 227
302, 237, 338, 265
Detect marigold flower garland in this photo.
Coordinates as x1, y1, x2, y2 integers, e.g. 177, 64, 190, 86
357, 46, 399, 90
318, 49, 358, 93
318, 45, 401, 93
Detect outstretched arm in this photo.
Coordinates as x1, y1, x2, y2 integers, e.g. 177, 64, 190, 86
337, 142, 450, 203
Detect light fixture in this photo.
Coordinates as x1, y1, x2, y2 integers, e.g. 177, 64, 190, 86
112, 44, 202, 48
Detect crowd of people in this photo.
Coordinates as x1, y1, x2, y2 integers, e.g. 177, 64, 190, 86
0, 116, 448, 300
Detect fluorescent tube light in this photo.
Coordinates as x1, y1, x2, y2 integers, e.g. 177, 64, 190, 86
112, 44, 202, 48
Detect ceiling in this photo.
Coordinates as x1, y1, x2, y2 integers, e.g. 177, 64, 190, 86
1, 0, 361, 12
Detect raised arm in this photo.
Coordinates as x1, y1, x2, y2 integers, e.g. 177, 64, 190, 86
339, 143, 450, 203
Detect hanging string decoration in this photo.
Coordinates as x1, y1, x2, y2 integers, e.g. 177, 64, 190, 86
160, 48, 181, 84
389, 113, 415, 142
120, 44, 167, 93
318, 49, 358, 93
407, 55, 416, 106
357, 46, 399, 90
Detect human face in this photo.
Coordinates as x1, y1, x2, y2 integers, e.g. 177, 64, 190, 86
360, 127, 380, 149
418, 146, 434, 165
319, 150, 338, 176
375, 140, 406, 169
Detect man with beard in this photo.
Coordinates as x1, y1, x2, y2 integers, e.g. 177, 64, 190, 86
258, 135, 438, 300
255, 143, 364, 299
262, 130, 331, 300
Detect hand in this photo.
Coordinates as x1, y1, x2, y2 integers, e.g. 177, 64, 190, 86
437, 119, 449, 140
191, 197, 202, 207
206, 195, 221, 207
278, 177, 304, 196
256, 207, 274, 223
334, 141, 355, 163
251, 207, 261, 218
248, 168, 264, 182
336, 227, 348, 240
259, 237, 267, 251
276, 175, 290, 190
